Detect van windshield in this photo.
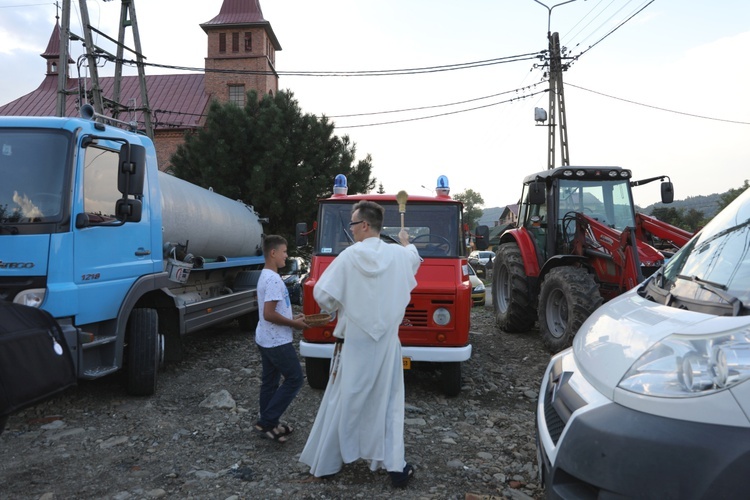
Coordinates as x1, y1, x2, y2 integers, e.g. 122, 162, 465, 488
316, 201, 464, 258
658, 190, 750, 307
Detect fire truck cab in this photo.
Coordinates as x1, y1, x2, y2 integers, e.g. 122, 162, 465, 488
296, 175, 473, 396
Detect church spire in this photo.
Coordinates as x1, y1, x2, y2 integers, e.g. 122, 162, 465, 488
40, 20, 73, 77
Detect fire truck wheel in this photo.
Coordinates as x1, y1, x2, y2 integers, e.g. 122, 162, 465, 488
538, 267, 602, 353
492, 243, 536, 333
441, 362, 462, 397
126, 308, 162, 396
305, 357, 330, 389
238, 311, 259, 333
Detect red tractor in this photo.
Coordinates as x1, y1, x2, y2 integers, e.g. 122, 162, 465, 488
483, 166, 693, 352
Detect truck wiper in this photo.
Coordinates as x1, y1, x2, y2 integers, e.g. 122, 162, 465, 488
676, 274, 743, 316
0, 225, 19, 235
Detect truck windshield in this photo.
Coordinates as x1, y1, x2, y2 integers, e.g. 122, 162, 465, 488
0, 130, 69, 224
558, 179, 635, 230
316, 201, 463, 258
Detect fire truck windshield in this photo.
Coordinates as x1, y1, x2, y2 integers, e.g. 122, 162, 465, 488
0, 130, 69, 224
316, 201, 463, 258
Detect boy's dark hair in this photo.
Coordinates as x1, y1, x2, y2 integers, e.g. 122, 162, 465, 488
263, 235, 287, 255
352, 200, 385, 232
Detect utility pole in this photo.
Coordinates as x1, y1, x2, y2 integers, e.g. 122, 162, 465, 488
531, 0, 577, 170
546, 31, 570, 170
56, 0, 71, 116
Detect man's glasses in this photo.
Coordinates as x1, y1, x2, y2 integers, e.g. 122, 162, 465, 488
349, 220, 365, 227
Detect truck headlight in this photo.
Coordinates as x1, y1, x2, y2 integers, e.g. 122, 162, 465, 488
433, 308, 451, 326
619, 327, 750, 397
14, 289, 46, 308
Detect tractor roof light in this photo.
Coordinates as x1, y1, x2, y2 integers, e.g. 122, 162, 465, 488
563, 170, 573, 177
575, 170, 586, 177
608, 170, 618, 177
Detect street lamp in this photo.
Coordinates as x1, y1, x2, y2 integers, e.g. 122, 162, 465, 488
530, 0, 582, 34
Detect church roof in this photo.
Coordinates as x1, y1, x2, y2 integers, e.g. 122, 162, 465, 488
41, 21, 74, 63
0, 73, 208, 130
201, 0, 281, 49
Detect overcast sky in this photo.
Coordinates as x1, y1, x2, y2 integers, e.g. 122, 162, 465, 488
1, 0, 748, 209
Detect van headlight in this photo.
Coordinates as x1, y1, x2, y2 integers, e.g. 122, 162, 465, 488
619, 327, 750, 397
433, 308, 451, 326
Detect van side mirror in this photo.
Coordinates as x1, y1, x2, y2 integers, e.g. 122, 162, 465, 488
475, 225, 490, 250
118, 144, 146, 196
528, 181, 546, 205
295, 222, 309, 247
661, 181, 674, 204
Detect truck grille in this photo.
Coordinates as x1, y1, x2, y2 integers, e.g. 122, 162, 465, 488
402, 303, 429, 327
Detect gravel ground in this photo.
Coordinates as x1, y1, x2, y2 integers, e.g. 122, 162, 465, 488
0, 304, 552, 500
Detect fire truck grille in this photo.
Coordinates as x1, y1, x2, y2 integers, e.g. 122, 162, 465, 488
402, 304, 429, 327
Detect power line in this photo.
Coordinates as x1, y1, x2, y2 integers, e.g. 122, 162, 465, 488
566, 82, 750, 125
335, 89, 548, 129
326, 82, 545, 118
570, 0, 655, 60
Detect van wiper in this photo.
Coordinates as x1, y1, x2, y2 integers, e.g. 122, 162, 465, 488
676, 274, 743, 316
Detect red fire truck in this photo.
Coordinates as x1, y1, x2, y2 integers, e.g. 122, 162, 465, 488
295, 175, 472, 396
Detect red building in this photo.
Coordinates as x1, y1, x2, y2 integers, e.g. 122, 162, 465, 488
0, 0, 281, 171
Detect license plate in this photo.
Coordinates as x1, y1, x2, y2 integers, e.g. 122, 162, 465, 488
402, 357, 411, 370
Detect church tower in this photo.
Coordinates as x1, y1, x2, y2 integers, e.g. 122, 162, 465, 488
201, 0, 281, 106
40, 19, 73, 79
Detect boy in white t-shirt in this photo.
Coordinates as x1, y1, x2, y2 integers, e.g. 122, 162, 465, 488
254, 235, 308, 443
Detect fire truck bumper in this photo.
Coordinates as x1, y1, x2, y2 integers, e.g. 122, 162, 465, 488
300, 340, 471, 362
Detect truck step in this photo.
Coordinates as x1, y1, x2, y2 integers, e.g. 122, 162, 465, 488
81, 366, 119, 378
80, 335, 117, 349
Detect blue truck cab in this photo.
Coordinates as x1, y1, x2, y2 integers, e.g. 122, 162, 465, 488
0, 115, 265, 395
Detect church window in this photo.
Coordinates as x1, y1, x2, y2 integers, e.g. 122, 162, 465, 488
245, 32, 252, 51
219, 33, 226, 53
232, 32, 239, 52
229, 85, 245, 107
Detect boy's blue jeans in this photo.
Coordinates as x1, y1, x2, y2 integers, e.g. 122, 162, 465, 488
257, 342, 303, 429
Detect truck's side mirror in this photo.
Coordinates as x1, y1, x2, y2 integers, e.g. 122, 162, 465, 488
475, 225, 490, 250
528, 181, 545, 205
116, 198, 142, 223
118, 144, 146, 196
295, 222, 309, 247
661, 181, 674, 204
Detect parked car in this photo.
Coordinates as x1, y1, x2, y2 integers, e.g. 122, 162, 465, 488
536, 187, 750, 499
280, 257, 308, 306
467, 264, 485, 307
468, 250, 495, 276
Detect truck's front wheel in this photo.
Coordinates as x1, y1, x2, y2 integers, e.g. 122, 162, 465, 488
305, 357, 330, 389
126, 308, 162, 396
538, 267, 602, 353
493, 243, 536, 333
441, 362, 462, 397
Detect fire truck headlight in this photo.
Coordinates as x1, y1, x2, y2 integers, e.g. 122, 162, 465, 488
14, 289, 46, 308
433, 308, 451, 326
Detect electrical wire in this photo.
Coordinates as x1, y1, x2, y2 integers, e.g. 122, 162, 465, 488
326, 82, 545, 118
334, 89, 548, 129
570, 0, 655, 60
566, 82, 750, 125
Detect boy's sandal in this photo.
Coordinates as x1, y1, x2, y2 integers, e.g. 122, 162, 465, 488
275, 423, 294, 436
254, 422, 290, 443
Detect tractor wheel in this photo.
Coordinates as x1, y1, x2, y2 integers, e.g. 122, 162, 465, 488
126, 308, 162, 396
305, 357, 330, 389
492, 243, 536, 332
538, 267, 602, 353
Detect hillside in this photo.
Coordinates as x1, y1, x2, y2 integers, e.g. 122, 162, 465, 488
481, 192, 724, 225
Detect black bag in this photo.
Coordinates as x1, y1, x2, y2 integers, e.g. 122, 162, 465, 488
0, 302, 77, 420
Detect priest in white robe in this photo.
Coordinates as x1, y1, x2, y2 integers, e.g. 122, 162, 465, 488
299, 200, 421, 487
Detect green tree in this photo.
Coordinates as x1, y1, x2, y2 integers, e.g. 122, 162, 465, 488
453, 189, 484, 230
170, 90, 376, 248
717, 179, 750, 211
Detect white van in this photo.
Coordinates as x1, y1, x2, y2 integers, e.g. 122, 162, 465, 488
536, 187, 750, 499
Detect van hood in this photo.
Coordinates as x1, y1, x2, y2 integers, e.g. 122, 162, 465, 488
573, 288, 716, 398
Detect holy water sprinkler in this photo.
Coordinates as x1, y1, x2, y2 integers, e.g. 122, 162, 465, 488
396, 190, 408, 229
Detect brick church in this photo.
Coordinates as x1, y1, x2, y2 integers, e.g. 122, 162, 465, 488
0, 0, 281, 171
